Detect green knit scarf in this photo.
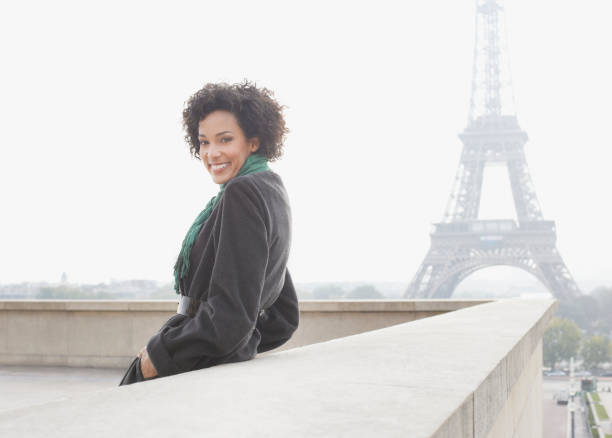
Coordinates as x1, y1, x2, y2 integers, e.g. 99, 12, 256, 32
173, 154, 270, 294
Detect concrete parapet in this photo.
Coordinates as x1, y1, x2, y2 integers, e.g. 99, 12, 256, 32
0, 299, 490, 368
0, 298, 555, 437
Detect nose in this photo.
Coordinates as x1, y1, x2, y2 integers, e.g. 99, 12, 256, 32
207, 143, 222, 159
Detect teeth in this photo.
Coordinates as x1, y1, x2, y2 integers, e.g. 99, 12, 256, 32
211, 163, 229, 171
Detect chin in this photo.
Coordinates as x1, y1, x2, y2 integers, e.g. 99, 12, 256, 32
207, 166, 236, 185
210, 174, 230, 185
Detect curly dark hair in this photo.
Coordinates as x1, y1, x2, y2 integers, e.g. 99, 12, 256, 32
182, 81, 288, 161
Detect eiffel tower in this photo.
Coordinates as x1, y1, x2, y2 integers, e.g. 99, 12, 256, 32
404, 0, 581, 300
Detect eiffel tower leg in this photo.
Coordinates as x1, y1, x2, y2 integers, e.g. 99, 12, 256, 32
406, 255, 473, 299
533, 250, 581, 301
444, 159, 485, 222
432, 274, 462, 298
507, 155, 544, 222
405, 245, 455, 298
405, 258, 436, 298
441, 265, 487, 298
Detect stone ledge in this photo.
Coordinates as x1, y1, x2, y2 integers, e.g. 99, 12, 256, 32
0, 299, 487, 367
0, 353, 131, 369
0, 299, 492, 312
0, 300, 176, 312
0, 298, 555, 438
298, 299, 492, 312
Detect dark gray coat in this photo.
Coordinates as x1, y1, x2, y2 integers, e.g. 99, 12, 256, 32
122, 171, 298, 383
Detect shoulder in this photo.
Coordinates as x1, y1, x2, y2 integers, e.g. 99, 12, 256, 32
221, 170, 290, 222
224, 171, 286, 203
225, 170, 283, 189
220, 171, 273, 213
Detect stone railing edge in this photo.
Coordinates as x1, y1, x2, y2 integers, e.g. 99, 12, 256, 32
0, 299, 493, 312
432, 298, 557, 438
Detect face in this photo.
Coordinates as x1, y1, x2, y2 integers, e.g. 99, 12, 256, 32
198, 110, 259, 185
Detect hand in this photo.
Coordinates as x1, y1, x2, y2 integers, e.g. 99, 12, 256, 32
138, 346, 158, 379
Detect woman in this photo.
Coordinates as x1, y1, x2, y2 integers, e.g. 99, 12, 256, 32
119, 81, 299, 385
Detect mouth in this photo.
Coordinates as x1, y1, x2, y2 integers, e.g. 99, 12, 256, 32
210, 162, 230, 173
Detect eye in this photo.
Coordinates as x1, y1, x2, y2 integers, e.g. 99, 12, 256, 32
220, 136, 233, 143
199, 140, 209, 147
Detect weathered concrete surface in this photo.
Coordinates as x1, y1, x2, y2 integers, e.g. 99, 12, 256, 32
0, 299, 491, 368
0, 365, 124, 413
0, 298, 555, 438
484, 339, 542, 438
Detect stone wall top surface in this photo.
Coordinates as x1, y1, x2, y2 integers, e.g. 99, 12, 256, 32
0, 299, 492, 312
0, 298, 555, 438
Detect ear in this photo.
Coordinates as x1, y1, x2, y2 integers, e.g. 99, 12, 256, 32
249, 137, 260, 153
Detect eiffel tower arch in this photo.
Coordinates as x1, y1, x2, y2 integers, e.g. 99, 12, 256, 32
404, 0, 581, 301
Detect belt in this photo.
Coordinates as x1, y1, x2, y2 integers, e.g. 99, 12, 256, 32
177, 295, 191, 316
177, 295, 267, 318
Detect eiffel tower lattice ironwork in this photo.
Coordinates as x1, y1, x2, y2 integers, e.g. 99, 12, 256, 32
404, 0, 581, 300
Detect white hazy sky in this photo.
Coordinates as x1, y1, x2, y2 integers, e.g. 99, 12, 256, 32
0, 0, 610, 291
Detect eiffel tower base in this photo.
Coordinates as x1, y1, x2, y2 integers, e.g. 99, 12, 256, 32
404, 220, 581, 301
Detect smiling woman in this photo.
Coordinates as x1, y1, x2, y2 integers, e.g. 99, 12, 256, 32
119, 81, 298, 385
198, 111, 259, 185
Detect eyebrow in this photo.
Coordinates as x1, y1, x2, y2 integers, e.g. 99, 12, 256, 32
198, 130, 233, 138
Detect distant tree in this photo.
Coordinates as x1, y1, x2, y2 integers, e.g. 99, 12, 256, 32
592, 287, 612, 308
312, 284, 344, 300
149, 284, 176, 299
577, 295, 601, 332
36, 286, 83, 299
345, 285, 384, 300
295, 289, 313, 300
557, 295, 597, 332
36, 285, 114, 300
592, 287, 612, 335
581, 335, 611, 372
543, 317, 582, 370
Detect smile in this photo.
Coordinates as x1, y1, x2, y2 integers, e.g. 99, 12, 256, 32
210, 162, 230, 172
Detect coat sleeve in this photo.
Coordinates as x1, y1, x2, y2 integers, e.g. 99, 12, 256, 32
146, 180, 269, 377
256, 269, 299, 354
